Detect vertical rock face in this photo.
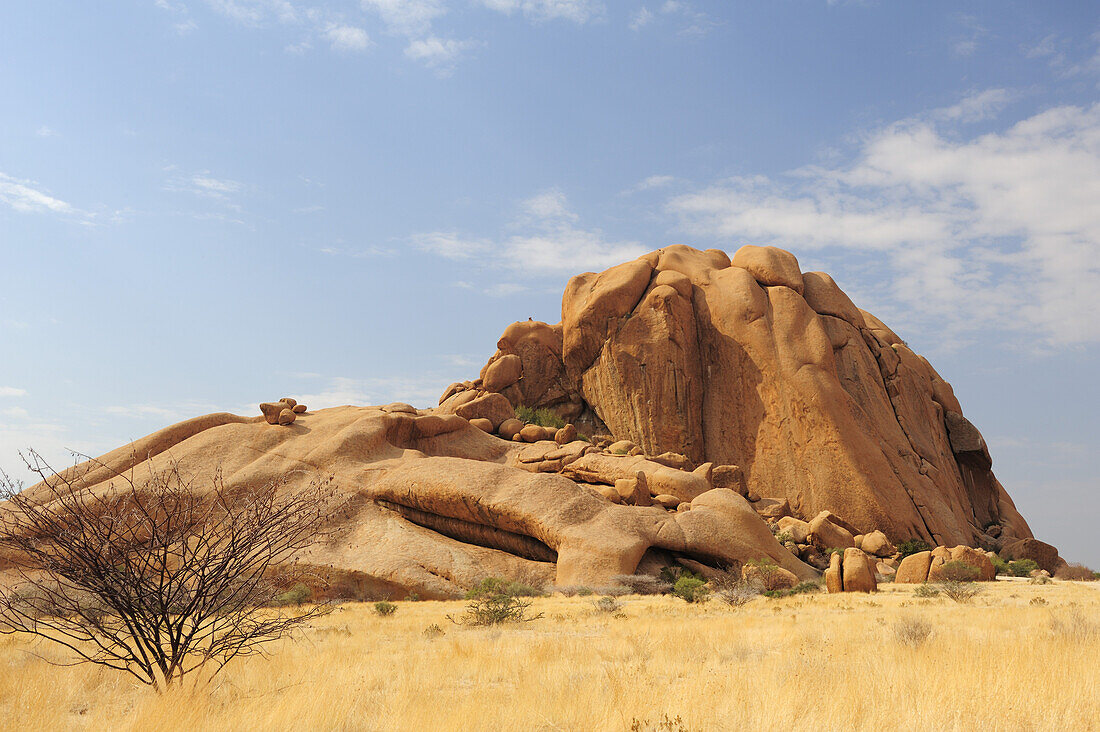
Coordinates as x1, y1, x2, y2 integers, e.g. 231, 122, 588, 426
457, 244, 1035, 549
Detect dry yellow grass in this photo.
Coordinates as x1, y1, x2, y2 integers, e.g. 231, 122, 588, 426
1, 580, 1098, 731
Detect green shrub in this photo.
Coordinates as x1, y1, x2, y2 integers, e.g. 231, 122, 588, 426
464, 577, 543, 600
991, 555, 1011, 576
1007, 559, 1040, 577
897, 539, 933, 559
763, 581, 822, 599
672, 576, 709, 603
273, 583, 312, 606
914, 583, 940, 598
448, 593, 543, 626
939, 560, 980, 582
514, 406, 565, 429
939, 580, 980, 603
373, 601, 398, 616
774, 531, 793, 545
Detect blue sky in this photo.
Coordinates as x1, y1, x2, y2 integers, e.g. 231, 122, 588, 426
1, 1, 1098, 565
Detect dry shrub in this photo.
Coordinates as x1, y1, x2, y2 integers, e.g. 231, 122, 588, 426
710, 567, 763, 608
1055, 563, 1099, 581
893, 616, 934, 647
1049, 609, 1097, 642
611, 574, 672, 596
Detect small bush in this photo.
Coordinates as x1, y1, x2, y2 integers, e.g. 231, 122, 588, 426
991, 555, 1011, 576
514, 406, 565, 429
610, 574, 671, 596
672, 575, 709, 603
1055, 563, 1098, 581
273, 583, 313, 606
423, 623, 445, 638
1049, 610, 1097, 642
1007, 559, 1040, 577
939, 560, 980, 582
464, 577, 543, 600
939, 580, 980, 603
914, 583, 940, 598
711, 566, 763, 608
774, 531, 793, 545
763, 581, 822, 599
1030, 597, 1048, 606
451, 577, 544, 626
449, 593, 543, 626
373, 601, 398, 616
897, 539, 933, 559
630, 714, 690, 732
592, 596, 624, 614
893, 616, 934, 647
1030, 574, 1051, 585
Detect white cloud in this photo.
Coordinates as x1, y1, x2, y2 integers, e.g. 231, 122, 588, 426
190, 174, 241, 194
629, 7, 652, 30
478, 0, 602, 24
362, 0, 446, 35
291, 374, 450, 410
0, 173, 73, 215
931, 88, 1014, 123
668, 100, 1100, 347
326, 23, 371, 51
485, 282, 526, 297
404, 36, 478, 70
35, 126, 58, 137
0, 387, 27, 398
2, 407, 29, 419
624, 174, 676, 194
165, 170, 244, 206
416, 189, 646, 276
412, 231, 491, 259
519, 188, 575, 221
204, 0, 300, 25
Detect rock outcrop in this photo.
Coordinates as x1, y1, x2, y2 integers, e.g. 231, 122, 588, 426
453, 244, 1036, 551
10, 405, 816, 599
6, 244, 1051, 600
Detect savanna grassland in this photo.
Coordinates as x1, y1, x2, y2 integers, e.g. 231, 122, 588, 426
1, 580, 1097, 731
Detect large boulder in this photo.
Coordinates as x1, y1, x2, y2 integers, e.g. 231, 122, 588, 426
808, 511, 856, 550
860, 530, 895, 558
1000, 538, 1065, 575
894, 551, 933, 584
463, 244, 1039, 552
841, 548, 877, 593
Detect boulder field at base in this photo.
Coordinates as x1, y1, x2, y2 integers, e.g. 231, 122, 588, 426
12, 245, 1058, 598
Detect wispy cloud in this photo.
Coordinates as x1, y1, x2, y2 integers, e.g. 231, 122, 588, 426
668, 99, 1100, 348
0, 387, 28, 398
415, 189, 647, 276
628, 7, 652, 31
0, 173, 75, 216
165, 169, 245, 208
35, 125, 58, 137
404, 36, 479, 73
325, 23, 371, 51
623, 174, 677, 194
478, 0, 603, 24
931, 88, 1014, 123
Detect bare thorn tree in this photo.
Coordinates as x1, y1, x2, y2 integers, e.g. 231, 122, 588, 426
0, 450, 341, 690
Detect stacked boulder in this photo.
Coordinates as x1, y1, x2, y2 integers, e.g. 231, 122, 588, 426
260, 397, 308, 426
894, 545, 997, 584
824, 548, 878, 593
